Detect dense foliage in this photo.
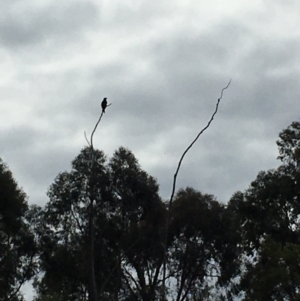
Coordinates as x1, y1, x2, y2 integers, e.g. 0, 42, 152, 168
0, 159, 37, 301
1, 120, 300, 300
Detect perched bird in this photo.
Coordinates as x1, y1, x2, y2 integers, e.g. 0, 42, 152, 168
101, 97, 107, 113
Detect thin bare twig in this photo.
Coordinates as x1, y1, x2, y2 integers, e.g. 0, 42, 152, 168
124, 267, 141, 292
170, 79, 231, 207
84, 101, 111, 148
90, 112, 104, 149
84, 99, 109, 301
161, 79, 231, 300
84, 131, 91, 147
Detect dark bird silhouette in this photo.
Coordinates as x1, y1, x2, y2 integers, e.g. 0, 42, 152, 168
101, 97, 107, 113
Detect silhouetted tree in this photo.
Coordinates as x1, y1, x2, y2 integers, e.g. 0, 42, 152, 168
33, 147, 166, 301
228, 121, 300, 300
168, 187, 241, 301
0, 158, 37, 301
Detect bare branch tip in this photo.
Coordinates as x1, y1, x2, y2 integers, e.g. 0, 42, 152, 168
84, 131, 91, 146
219, 79, 232, 100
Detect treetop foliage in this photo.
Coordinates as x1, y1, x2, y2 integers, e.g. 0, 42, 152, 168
0, 158, 37, 301
2, 120, 300, 301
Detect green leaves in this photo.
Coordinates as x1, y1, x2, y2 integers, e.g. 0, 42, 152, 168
6, 120, 300, 301
231, 121, 300, 300
34, 146, 166, 301
32, 147, 244, 301
241, 238, 300, 301
168, 187, 241, 300
0, 158, 37, 301
277, 121, 300, 168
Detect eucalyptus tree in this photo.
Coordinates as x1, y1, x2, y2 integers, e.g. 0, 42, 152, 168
0, 158, 37, 301
33, 147, 166, 301
228, 121, 300, 300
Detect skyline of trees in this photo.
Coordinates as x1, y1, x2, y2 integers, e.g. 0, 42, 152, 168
1, 120, 300, 300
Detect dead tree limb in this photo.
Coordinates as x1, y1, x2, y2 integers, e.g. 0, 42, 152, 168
90, 113, 103, 150
83, 99, 110, 301
161, 79, 231, 300
169, 79, 231, 208
84, 131, 91, 147
85, 102, 112, 149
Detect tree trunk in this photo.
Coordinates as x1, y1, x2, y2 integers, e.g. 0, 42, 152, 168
89, 199, 98, 301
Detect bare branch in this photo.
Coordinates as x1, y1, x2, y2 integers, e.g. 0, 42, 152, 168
90, 112, 104, 149
161, 79, 231, 300
123, 268, 139, 298
85, 98, 109, 301
84, 101, 112, 149
8, 253, 35, 300
84, 131, 91, 147
169, 79, 231, 208
124, 267, 141, 292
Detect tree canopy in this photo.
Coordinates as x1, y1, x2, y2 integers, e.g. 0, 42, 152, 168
2, 120, 300, 301
0, 159, 37, 301
227, 121, 300, 300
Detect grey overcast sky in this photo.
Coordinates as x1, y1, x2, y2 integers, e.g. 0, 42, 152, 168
1, 0, 300, 297
1, 0, 300, 204
1, 0, 300, 201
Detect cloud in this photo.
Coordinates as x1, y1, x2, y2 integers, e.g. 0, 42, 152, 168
0, 0, 98, 48
0, 0, 299, 213
1, 2, 299, 299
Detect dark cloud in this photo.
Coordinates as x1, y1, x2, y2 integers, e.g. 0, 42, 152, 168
0, 0, 298, 252
0, 0, 98, 48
